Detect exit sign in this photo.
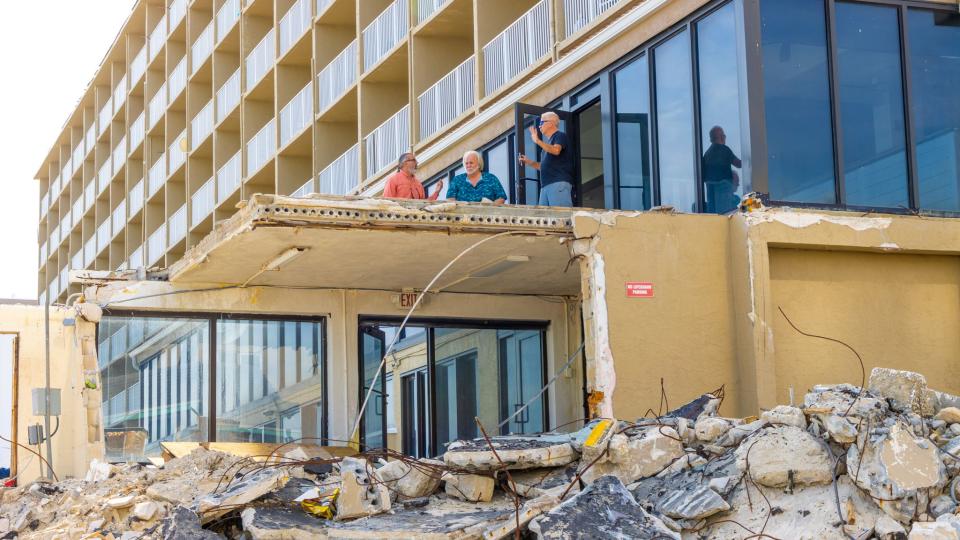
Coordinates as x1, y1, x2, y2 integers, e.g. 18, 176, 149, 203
626, 282, 654, 298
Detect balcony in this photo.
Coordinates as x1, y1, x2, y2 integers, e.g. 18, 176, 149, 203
563, 0, 623, 38
482, 0, 551, 97
40, 193, 48, 219
216, 69, 241, 122
318, 40, 357, 113
279, 0, 311, 57
169, 130, 187, 173
71, 251, 83, 272
84, 237, 96, 268
246, 29, 275, 90
130, 178, 145, 215
52, 174, 61, 197
112, 135, 127, 172
50, 224, 60, 250
416, 0, 450, 25
169, 58, 187, 102
129, 245, 144, 269
39, 241, 47, 264
98, 161, 112, 195
364, 105, 409, 178
72, 198, 83, 221
148, 154, 166, 197
111, 200, 126, 238
85, 124, 96, 158
149, 16, 167, 62
192, 101, 214, 146
130, 112, 146, 151
131, 45, 147, 84
85, 181, 95, 212
418, 55, 474, 141
147, 224, 167, 267
216, 0, 240, 42
217, 151, 242, 204
169, 0, 187, 30
363, 0, 408, 72
291, 178, 314, 197
148, 83, 168, 129
99, 97, 113, 136
317, 0, 334, 17
191, 177, 215, 226
113, 74, 127, 113
59, 268, 68, 295
247, 119, 276, 175
280, 82, 312, 147
96, 218, 111, 253
169, 204, 187, 245
72, 142, 84, 170
192, 21, 215, 74
319, 143, 360, 194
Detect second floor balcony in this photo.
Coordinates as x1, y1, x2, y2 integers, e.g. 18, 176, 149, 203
482, 0, 551, 97
217, 151, 242, 204
364, 106, 409, 178
191, 176, 215, 226
318, 40, 357, 113
192, 101, 214, 146
247, 119, 277, 176
363, 0, 408, 72
147, 224, 167, 267
318, 143, 360, 195
246, 29, 276, 90
418, 55, 475, 141
280, 82, 313, 147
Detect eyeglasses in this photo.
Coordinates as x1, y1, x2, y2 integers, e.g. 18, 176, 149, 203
403, 158, 418, 163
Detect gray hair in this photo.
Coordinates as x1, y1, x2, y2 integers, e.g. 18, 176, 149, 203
462, 150, 484, 170
541, 111, 560, 123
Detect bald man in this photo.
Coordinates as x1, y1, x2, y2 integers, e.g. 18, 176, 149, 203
519, 111, 575, 207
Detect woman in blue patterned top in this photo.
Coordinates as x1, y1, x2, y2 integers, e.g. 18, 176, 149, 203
446, 151, 507, 204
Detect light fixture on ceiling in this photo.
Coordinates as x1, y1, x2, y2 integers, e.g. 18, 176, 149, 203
471, 255, 530, 278
264, 247, 308, 272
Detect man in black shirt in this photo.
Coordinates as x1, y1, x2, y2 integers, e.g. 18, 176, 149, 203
519, 112, 576, 207
702, 126, 742, 214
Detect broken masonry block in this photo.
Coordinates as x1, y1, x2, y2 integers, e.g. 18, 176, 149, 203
442, 472, 495, 503
335, 457, 391, 520
694, 417, 732, 442
869, 368, 933, 416
909, 521, 959, 540
195, 468, 289, 523
443, 435, 577, 473
760, 405, 807, 429
376, 458, 443, 499
579, 426, 684, 485
735, 425, 833, 489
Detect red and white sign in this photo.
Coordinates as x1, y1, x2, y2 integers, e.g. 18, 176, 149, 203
626, 282, 654, 298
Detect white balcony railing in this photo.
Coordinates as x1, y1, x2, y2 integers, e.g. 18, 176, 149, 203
147, 224, 166, 267
84, 181, 95, 212
363, 0, 408, 72
84, 237, 96, 268
130, 45, 147, 84
130, 178, 145, 215
112, 200, 126, 237
149, 155, 166, 197
73, 142, 84, 170
149, 83, 168, 128
192, 100, 214, 145
217, 151, 242, 204
113, 74, 127, 113
51, 175, 61, 199
563, 0, 623, 38
319, 143, 360, 195
98, 161, 112, 195
292, 178, 314, 197
129, 245, 144, 269
112, 135, 127, 172
99, 97, 113, 136
417, 0, 450, 25
85, 124, 96, 157
50, 224, 60, 249
192, 21, 215, 73
40, 193, 48, 219
247, 119, 276, 175
482, 0, 551, 96
72, 198, 83, 222
246, 29, 276, 89
169, 58, 187, 102
169, 131, 187, 172
364, 106, 409, 178
169, 204, 187, 245
317, 0, 334, 17
71, 251, 83, 272
62, 208, 72, 231
40, 241, 48, 263
216, 0, 241, 42
59, 268, 68, 294
191, 177, 215, 226
318, 40, 357, 113
418, 55, 475, 141
149, 15, 167, 61
216, 69, 241, 122
130, 112, 146, 151
96, 218, 111, 253
279, 0, 311, 56
169, 0, 187, 30
280, 81, 313, 146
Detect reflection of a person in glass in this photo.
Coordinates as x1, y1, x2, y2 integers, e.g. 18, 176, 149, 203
702, 126, 742, 214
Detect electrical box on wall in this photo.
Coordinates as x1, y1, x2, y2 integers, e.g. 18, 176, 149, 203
31, 388, 61, 417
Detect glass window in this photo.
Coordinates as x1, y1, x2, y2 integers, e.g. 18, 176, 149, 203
698, 3, 746, 213
98, 316, 208, 459
761, 0, 836, 203
908, 9, 960, 212
836, 2, 908, 208
614, 55, 652, 211
484, 140, 512, 203
655, 31, 697, 212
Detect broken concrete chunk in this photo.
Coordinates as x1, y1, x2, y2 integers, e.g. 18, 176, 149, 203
509, 464, 578, 499
85, 459, 116, 482
159, 507, 221, 540
132, 500, 161, 521
761, 405, 807, 429
662, 390, 723, 421
443, 435, 577, 472
658, 484, 730, 520
929, 495, 957, 518
695, 417, 732, 442
443, 472, 495, 503
106, 494, 136, 508
909, 522, 959, 540
816, 413, 859, 444
735, 425, 833, 488
241, 506, 331, 539
869, 368, 933, 416
336, 457, 391, 520
376, 458, 443, 499
580, 427, 685, 485
936, 408, 960, 424
196, 468, 289, 523
717, 419, 766, 447
657, 454, 707, 478
529, 475, 680, 539
805, 384, 890, 420
876, 514, 908, 540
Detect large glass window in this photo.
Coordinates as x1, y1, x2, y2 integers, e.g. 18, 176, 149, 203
697, 3, 745, 213
909, 9, 960, 212
614, 55, 652, 211
836, 2, 908, 208
760, 0, 836, 204
655, 31, 697, 212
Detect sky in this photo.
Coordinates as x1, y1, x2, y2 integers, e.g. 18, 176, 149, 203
0, 1, 137, 301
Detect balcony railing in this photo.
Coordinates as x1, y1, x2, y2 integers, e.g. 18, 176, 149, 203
417, 0, 450, 25
169, 204, 187, 245
99, 97, 113, 136
51, 175, 61, 198
217, 151, 242, 204
192, 100, 214, 145
98, 161, 112, 195
84, 237, 96, 268
319, 143, 360, 195
149, 15, 167, 61
418, 55, 474, 141
169, 58, 187, 102
147, 224, 166, 267
169, 130, 187, 172
217, 70, 241, 123
40, 193, 48, 219
318, 40, 357, 113
317, 0, 334, 17
130, 112, 146, 151
62, 208, 72, 231
50, 224, 60, 249
85, 124, 96, 157
72, 198, 83, 221
247, 119, 276, 175
130, 178, 145, 215
246, 29, 276, 89
280, 81, 313, 146
169, 0, 187, 30
112, 200, 126, 237
59, 268, 68, 295
149, 154, 166, 197
96, 218, 111, 252
364, 106, 409, 178
279, 0, 311, 56
292, 178, 314, 197
363, 0, 408, 72
131, 45, 147, 84
191, 177, 215, 226
73, 142, 84, 169
84, 181, 95, 212
40, 242, 48, 264
482, 0, 551, 97
216, 0, 240, 42
563, 0, 622, 38
112, 135, 127, 172
149, 83, 168, 128
71, 251, 83, 272
129, 245, 144, 269
113, 74, 127, 113
192, 21, 215, 73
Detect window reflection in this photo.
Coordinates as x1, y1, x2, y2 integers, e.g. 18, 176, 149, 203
614, 55, 652, 211
485, 140, 512, 203
655, 31, 697, 212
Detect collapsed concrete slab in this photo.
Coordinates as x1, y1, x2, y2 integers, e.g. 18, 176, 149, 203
336, 457, 391, 520
579, 426, 685, 484
805, 384, 890, 420
195, 468, 289, 523
376, 458, 443, 499
443, 435, 578, 472
735, 425, 834, 488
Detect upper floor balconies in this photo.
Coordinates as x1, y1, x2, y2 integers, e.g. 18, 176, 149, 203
217, 151, 242, 205
418, 55, 474, 141
130, 178, 145, 216
169, 0, 187, 32
318, 143, 360, 195
149, 15, 168, 62
97, 160, 112, 196
99, 97, 114, 137
130, 45, 147, 85
149, 154, 166, 198
364, 105, 409, 178
169, 130, 187, 173
216, 0, 241, 43
247, 119, 277, 176
279, 0, 312, 57
192, 100, 214, 146
280, 82, 313, 147
192, 21, 215, 74
111, 199, 127, 239
169, 58, 187, 102
318, 40, 357, 114
147, 223, 166, 267
246, 29, 276, 90
169, 203, 187, 246
216, 69, 241, 123
563, 0, 625, 39
148, 83, 168, 129
130, 111, 146, 152
416, 0, 450, 25
482, 0, 551, 98
363, 0, 408, 72
113, 74, 128, 114
191, 176, 215, 227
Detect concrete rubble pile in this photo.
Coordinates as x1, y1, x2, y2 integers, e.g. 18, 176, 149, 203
8, 367, 960, 539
